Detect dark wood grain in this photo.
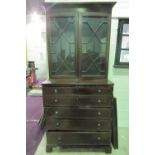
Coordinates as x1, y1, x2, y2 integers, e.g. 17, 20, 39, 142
111, 98, 118, 149
42, 2, 118, 153
44, 107, 112, 119
42, 79, 114, 86
46, 131, 112, 146
43, 95, 113, 107
46, 118, 112, 131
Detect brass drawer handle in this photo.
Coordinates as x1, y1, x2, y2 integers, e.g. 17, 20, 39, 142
56, 122, 60, 126
97, 123, 101, 127
57, 137, 61, 141
55, 111, 58, 115
54, 89, 58, 93
97, 137, 101, 140
98, 89, 102, 93
98, 112, 101, 116
97, 99, 101, 103
54, 99, 58, 103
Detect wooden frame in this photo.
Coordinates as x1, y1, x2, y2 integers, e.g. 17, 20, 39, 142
78, 12, 111, 79
46, 13, 78, 79
45, 3, 115, 79
42, 3, 118, 153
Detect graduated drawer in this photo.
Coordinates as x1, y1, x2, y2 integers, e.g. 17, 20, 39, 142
44, 107, 112, 119
43, 95, 112, 107
43, 86, 77, 95
43, 86, 113, 95
77, 86, 113, 95
46, 118, 111, 131
78, 95, 112, 107
46, 131, 111, 146
43, 96, 77, 106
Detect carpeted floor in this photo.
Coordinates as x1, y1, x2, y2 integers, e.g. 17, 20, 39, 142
26, 96, 45, 155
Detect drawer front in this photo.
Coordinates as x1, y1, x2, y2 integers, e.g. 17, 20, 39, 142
46, 118, 111, 131
43, 86, 113, 95
43, 86, 77, 95
45, 107, 112, 119
43, 96, 77, 106
47, 132, 111, 146
78, 86, 113, 95
43, 95, 112, 107
78, 95, 112, 107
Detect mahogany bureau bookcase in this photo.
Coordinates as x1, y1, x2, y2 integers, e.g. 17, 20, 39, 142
41, 2, 118, 153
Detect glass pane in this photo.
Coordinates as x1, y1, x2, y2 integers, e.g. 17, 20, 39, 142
50, 17, 76, 75
122, 24, 129, 35
81, 16, 108, 75
121, 36, 129, 49
120, 50, 129, 62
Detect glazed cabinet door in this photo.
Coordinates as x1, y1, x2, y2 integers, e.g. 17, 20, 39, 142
47, 13, 111, 78
47, 14, 77, 78
79, 13, 110, 78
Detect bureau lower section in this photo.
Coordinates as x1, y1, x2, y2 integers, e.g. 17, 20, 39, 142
42, 83, 118, 153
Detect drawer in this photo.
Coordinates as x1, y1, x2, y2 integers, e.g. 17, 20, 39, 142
46, 131, 111, 146
78, 95, 112, 107
43, 96, 78, 106
44, 107, 112, 119
43, 86, 77, 95
78, 86, 113, 95
46, 118, 111, 131
43, 95, 112, 107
